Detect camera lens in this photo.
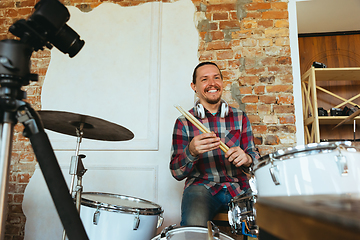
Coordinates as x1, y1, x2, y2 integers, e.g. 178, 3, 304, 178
50, 24, 85, 58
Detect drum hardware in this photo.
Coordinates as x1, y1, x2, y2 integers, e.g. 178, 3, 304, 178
207, 221, 220, 239
92, 206, 100, 225
268, 153, 280, 186
157, 214, 164, 228
335, 146, 348, 176
61, 124, 87, 240
248, 169, 258, 195
228, 192, 258, 239
159, 224, 176, 239
133, 211, 141, 230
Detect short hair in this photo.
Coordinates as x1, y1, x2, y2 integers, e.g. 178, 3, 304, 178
192, 62, 223, 84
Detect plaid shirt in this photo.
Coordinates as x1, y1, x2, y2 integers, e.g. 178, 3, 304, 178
170, 106, 260, 197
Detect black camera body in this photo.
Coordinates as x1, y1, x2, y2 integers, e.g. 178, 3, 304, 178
313, 61, 327, 68
318, 107, 328, 116
330, 108, 343, 116
9, 0, 84, 58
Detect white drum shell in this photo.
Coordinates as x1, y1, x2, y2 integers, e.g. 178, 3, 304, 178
151, 226, 234, 240
80, 193, 162, 240
254, 144, 360, 197
80, 204, 159, 240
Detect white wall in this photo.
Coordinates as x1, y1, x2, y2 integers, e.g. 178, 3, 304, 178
290, 0, 305, 146
23, 1, 199, 239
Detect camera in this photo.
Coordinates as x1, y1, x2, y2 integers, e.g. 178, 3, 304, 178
9, 0, 84, 58
330, 108, 343, 116
313, 61, 327, 68
318, 107, 328, 116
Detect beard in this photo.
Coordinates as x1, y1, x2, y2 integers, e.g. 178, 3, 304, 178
204, 85, 222, 104
206, 95, 221, 104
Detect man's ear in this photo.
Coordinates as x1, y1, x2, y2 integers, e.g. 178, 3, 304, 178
191, 82, 196, 92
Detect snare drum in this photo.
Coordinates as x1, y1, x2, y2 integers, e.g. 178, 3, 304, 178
254, 141, 360, 196
151, 226, 234, 240
228, 192, 258, 236
80, 192, 163, 240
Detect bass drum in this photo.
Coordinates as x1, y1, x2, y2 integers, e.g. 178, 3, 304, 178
253, 141, 360, 196
80, 192, 163, 240
151, 226, 235, 240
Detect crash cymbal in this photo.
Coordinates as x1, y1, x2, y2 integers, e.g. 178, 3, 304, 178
37, 110, 134, 141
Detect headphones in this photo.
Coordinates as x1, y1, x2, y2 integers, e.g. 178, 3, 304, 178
194, 99, 229, 119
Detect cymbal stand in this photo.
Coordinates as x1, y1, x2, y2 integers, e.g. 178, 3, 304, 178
69, 125, 84, 198
62, 125, 88, 240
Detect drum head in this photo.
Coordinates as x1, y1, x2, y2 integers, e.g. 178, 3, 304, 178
253, 141, 358, 171
81, 192, 163, 215
152, 226, 234, 240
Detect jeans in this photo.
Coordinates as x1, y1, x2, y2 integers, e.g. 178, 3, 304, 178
180, 185, 233, 227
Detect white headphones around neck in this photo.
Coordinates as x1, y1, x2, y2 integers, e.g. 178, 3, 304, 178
194, 99, 229, 119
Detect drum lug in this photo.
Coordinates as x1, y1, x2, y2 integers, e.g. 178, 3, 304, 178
160, 224, 176, 239
92, 208, 100, 225
269, 164, 280, 185
335, 153, 348, 176
133, 212, 140, 230
157, 214, 164, 228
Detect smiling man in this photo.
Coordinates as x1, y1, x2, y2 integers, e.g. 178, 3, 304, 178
170, 62, 260, 227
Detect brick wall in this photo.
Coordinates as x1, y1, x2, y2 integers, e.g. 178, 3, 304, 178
0, 0, 293, 239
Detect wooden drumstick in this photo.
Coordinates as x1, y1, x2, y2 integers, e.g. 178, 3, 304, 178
207, 221, 213, 240
175, 105, 229, 153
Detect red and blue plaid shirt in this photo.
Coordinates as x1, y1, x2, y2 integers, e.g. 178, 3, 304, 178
170, 106, 260, 197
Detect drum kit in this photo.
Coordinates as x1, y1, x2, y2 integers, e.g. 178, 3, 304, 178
36, 110, 360, 240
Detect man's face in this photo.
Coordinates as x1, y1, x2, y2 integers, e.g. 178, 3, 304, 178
191, 64, 223, 105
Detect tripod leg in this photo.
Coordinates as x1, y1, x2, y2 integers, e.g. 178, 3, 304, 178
29, 131, 88, 240
0, 122, 14, 240
16, 105, 88, 240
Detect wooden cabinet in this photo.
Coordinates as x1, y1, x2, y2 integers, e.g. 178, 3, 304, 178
301, 67, 360, 144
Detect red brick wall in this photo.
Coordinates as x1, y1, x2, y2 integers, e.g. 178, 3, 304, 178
0, 0, 293, 239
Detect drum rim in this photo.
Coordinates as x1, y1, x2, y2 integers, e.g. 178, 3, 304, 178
253, 141, 357, 171
153, 226, 235, 240
80, 192, 163, 215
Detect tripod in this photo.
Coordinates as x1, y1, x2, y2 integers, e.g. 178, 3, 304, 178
0, 95, 89, 240
0, 0, 87, 239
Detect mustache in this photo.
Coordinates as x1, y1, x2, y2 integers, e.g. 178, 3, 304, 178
205, 85, 221, 92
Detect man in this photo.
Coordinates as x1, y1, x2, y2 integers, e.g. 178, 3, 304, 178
170, 62, 260, 227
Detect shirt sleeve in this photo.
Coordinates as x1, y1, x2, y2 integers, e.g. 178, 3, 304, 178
240, 112, 261, 166
169, 118, 198, 181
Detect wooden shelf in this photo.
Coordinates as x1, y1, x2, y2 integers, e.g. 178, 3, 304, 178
301, 67, 360, 143
319, 116, 360, 125
309, 67, 360, 82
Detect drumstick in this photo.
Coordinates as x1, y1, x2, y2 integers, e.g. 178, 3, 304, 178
174, 105, 229, 153
207, 221, 213, 240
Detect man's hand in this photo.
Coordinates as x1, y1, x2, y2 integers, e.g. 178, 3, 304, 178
189, 132, 220, 156
225, 146, 252, 167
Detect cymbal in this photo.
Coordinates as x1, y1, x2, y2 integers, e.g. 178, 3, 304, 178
37, 110, 134, 141
333, 108, 360, 129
